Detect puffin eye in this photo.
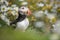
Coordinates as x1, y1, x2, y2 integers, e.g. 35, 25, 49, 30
22, 7, 24, 9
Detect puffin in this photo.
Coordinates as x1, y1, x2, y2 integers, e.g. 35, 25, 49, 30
10, 6, 31, 32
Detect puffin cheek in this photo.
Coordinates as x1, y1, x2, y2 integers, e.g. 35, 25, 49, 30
27, 9, 31, 16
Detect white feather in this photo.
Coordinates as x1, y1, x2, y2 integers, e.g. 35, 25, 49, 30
16, 18, 29, 31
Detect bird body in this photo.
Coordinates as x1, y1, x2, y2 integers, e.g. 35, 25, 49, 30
10, 11, 29, 31
10, 6, 31, 32
16, 18, 29, 32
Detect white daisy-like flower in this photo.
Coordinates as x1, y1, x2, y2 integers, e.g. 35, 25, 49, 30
51, 9, 57, 13
7, 7, 12, 11
21, 2, 28, 5
0, 0, 5, 4
46, 13, 57, 23
4, 1, 8, 6
33, 11, 44, 18
46, 13, 56, 20
3, 12, 7, 16
7, 7, 18, 16
11, 4, 17, 8
34, 21, 45, 28
11, 4, 18, 11
0, 14, 6, 21
12, 7, 18, 12
53, 20, 60, 34
1, 5, 8, 12
50, 34, 59, 40
11, 10, 18, 16
19, 0, 24, 1
0, 13, 10, 25
37, 3, 44, 7
44, 10, 48, 14
11, 11, 15, 16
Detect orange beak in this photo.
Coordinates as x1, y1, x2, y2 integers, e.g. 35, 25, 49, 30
27, 9, 31, 16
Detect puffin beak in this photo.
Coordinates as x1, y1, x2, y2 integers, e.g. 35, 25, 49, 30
27, 9, 31, 16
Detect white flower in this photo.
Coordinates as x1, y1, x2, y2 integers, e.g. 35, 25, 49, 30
7, 7, 12, 10
53, 20, 60, 34
34, 21, 45, 28
37, 3, 44, 7
46, 13, 56, 20
11, 4, 17, 8
51, 9, 56, 13
33, 11, 44, 18
0, 0, 5, 4
12, 7, 18, 11
11, 4, 18, 11
1, 5, 8, 12
19, 0, 24, 1
4, 1, 8, 6
0, 14, 6, 21
11, 10, 18, 16
11, 11, 15, 15
0, 14, 10, 25
46, 13, 56, 23
21, 2, 28, 5
51, 4, 58, 13
44, 10, 48, 14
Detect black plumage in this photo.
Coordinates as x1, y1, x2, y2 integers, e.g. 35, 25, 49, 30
10, 11, 26, 25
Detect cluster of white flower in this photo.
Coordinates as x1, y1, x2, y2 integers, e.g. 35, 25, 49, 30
36, 2, 44, 7
34, 21, 45, 28
0, 0, 18, 18
53, 20, 60, 34
0, 0, 19, 25
18, 0, 28, 6
33, 11, 44, 18
32, 1, 60, 33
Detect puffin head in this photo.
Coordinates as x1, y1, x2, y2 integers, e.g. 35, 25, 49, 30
18, 6, 31, 16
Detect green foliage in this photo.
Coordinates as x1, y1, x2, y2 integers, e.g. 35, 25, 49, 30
0, 25, 49, 40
